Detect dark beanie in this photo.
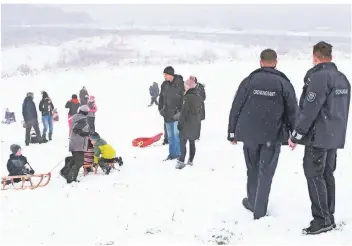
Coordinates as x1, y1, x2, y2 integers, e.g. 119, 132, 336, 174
163, 66, 175, 76
10, 144, 21, 154
72, 94, 78, 99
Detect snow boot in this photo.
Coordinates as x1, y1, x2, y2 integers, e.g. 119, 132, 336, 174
49, 133, 52, 141
242, 198, 254, 213
105, 166, 112, 175
302, 221, 334, 235
42, 134, 48, 142
175, 160, 186, 169
163, 155, 177, 161
187, 160, 193, 166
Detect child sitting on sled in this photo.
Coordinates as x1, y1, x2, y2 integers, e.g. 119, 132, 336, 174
89, 132, 123, 175
6, 144, 35, 183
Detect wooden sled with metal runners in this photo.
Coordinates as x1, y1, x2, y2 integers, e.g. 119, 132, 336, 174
1, 173, 51, 190
83, 161, 118, 176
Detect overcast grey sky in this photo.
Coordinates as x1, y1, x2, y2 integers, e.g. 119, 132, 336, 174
58, 4, 351, 31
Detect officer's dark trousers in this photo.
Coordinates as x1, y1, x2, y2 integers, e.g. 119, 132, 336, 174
243, 143, 281, 219
303, 146, 337, 226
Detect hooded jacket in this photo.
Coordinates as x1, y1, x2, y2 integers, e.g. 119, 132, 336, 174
69, 112, 89, 152
65, 99, 80, 116
39, 92, 55, 116
92, 138, 116, 164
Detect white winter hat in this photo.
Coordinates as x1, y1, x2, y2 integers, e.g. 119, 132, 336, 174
78, 105, 89, 113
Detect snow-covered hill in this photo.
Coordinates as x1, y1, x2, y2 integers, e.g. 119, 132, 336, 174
2, 27, 350, 78
1, 60, 351, 245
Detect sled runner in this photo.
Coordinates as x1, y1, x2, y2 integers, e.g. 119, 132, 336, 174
1, 173, 51, 190
83, 157, 123, 176
132, 133, 163, 148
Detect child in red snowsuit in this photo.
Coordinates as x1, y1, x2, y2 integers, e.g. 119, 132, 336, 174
65, 94, 80, 137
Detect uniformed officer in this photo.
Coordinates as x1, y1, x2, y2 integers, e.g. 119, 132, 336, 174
289, 41, 351, 235
228, 49, 298, 220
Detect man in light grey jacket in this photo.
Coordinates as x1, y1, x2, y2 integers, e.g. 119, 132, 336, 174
65, 105, 90, 183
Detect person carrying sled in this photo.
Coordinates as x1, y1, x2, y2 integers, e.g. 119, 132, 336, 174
89, 132, 123, 175
61, 105, 90, 183
159, 66, 185, 160
6, 144, 35, 184
176, 76, 203, 169
39, 91, 55, 141
79, 86, 89, 105
148, 82, 159, 107
65, 94, 80, 137
22, 92, 45, 146
87, 95, 97, 132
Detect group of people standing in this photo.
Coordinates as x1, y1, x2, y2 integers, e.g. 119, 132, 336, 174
22, 91, 55, 145
151, 66, 206, 169
227, 41, 351, 235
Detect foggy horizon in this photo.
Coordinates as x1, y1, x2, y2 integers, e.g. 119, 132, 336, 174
58, 4, 351, 32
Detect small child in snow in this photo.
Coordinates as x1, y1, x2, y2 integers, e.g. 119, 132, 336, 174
89, 132, 123, 175
6, 144, 35, 183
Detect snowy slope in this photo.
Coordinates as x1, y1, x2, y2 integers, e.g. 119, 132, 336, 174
1, 60, 352, 245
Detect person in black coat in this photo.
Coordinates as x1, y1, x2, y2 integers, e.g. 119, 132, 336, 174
39, 91, 55, 141
227, 49, 298, 220
158, 66, 185, 160
289, 42, 351, 235
79, 86, 89, 105
6, 144, 35, 183
148, 82, 160, 107
22, 92, 44, 146
193, 76, 206, 140
176, 76, 203, 169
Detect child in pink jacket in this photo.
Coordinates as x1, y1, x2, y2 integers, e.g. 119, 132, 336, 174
87, 96, 97, 132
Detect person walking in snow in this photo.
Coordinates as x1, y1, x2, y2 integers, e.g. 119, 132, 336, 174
62, 105, 90, 183
227, 49, 298, 220
79, 86, 89, 105
158, 66, 185, 160
39, 91, 54, 141
65, 94, 80, 137
175, 76, 203, 169
87, 95, 97, 132
22, 92, 45, 146
148, 82, 160, 107
288, 42, 351, 235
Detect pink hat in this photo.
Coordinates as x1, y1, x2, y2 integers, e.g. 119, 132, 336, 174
89, 95, 95, 100
185, 76, 196, 89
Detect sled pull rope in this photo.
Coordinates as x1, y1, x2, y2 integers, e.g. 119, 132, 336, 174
49, 159, 65, 173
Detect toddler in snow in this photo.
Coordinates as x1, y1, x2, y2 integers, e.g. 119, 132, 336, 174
89, 132, 123, 175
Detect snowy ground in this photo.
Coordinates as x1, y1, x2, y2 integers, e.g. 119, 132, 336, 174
1, 60, 352, 245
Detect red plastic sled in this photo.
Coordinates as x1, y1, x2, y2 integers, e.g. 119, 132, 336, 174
132, 133, 163, 148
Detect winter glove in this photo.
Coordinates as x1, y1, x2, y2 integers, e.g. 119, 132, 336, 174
159, 108, 165, 117
173, 112, 181, 121
227, 133, 235, 142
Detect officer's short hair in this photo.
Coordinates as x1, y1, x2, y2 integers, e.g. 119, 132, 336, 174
313, 41, 333, 59
260, 49, 277, 61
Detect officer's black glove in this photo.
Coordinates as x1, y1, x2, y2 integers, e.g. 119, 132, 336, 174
227, 133, 235, 142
